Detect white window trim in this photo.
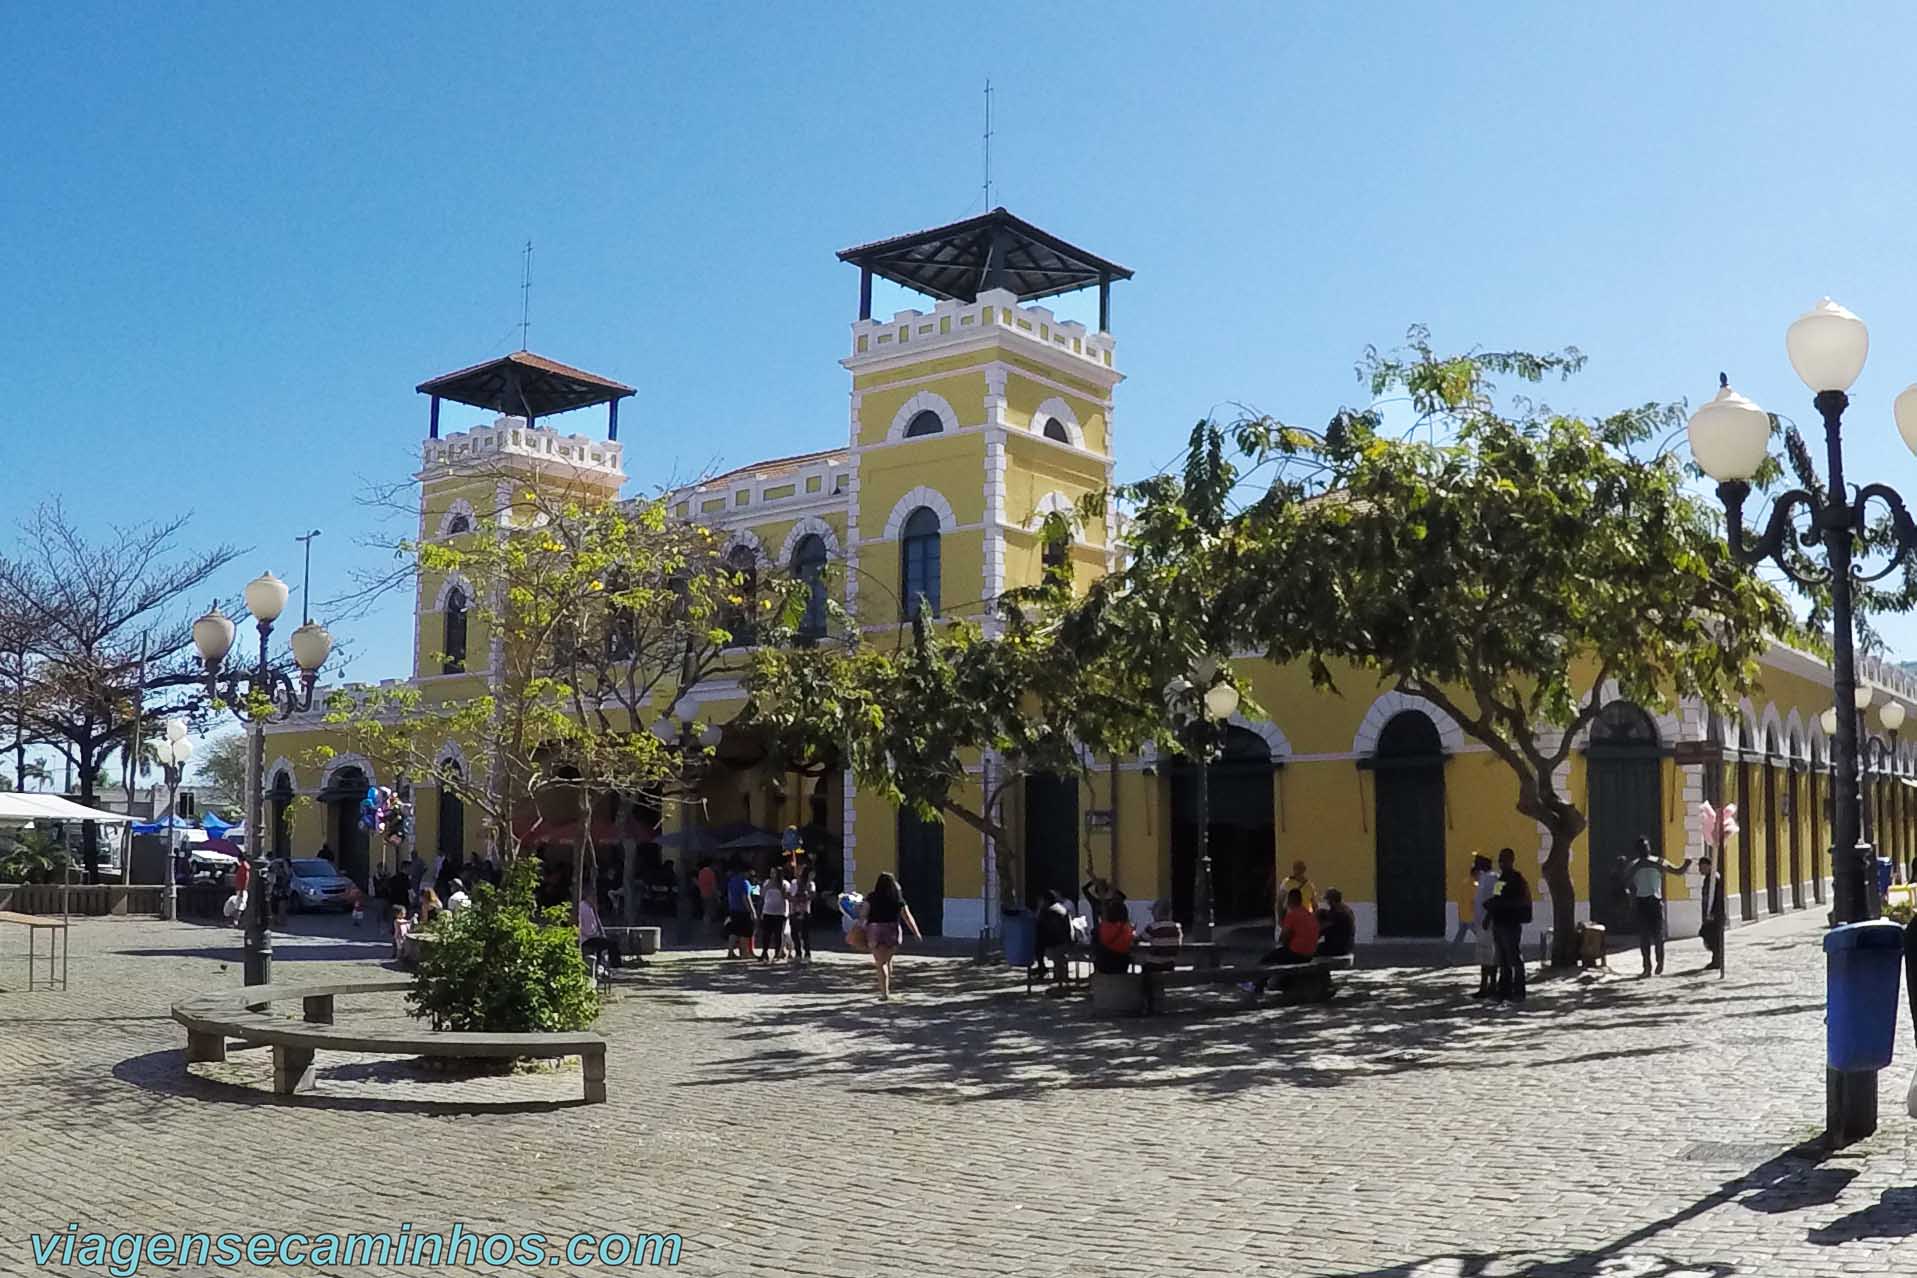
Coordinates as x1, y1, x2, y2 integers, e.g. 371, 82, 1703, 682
882, 487, 958, 539
776, 515, 842, 566
1032, 396, 1086, 449
435, 499, 477, 538
886, 390, 960, 442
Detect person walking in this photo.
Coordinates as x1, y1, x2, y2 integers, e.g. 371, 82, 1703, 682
1622, 836, 1691, 977
1485, 847, 1531, 1005
1696, 853, 1728, 973
1468, 855, 1499, 997
788, 854, 817, 964
858, 872, 922, 1001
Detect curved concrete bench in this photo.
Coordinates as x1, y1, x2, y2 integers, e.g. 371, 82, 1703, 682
171, 978, 607, 1103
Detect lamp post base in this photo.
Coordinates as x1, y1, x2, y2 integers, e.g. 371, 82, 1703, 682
1827, 1066, 1879, 1148
242, 928, 272, 987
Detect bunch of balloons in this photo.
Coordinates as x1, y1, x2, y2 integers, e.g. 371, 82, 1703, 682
357, 785, 412, 846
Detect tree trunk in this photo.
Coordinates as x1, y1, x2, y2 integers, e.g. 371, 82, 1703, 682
77, 738, 100, 885
1541, 821, 1580, 967
573, 785, 593, 914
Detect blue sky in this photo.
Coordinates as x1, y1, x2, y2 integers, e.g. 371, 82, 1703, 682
10, 2, 1917, 699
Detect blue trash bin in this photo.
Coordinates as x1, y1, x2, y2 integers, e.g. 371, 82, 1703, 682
1002, 910, 1037, 968
1824, 920, 1906, 1072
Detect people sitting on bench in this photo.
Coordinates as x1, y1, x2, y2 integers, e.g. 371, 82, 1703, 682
1316, 888, 1355, 959
1260, 889, 1319, 969
1092, 900, 1135, 974
1033, 890, 1074, 985
1138, 898, 1183, 971
578, 892, 624, 971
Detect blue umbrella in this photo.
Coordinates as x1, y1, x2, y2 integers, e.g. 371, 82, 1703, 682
199, 811, 233, 836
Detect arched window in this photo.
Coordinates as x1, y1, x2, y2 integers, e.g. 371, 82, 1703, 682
725, 545, 758, 647
442, 587, 468, 674
1041, 534, 1069, 579
904, 410, 943, 438
900, 507, 941, 619
791, 534, 829, 642
1042, 417, 1070, 443
446, 513, 472, 535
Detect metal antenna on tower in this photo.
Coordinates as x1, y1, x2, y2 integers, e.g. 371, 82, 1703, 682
982, 79, 994, 210
518, 240, 534, 350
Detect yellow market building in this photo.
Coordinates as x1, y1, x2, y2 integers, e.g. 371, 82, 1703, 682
262, 208, 1917, 946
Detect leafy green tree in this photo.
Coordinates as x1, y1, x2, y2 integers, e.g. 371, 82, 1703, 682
1147, 330, 1795, 961
746, 552, 1169, 922
324, 470, 778, 915
186, 732, 247, 814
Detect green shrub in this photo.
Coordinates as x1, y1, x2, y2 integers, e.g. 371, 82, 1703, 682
408, 859, 599, 1034
0, 831, 72, 884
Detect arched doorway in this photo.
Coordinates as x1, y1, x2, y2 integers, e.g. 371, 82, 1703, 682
896, 809, 944, 936
320, 765, 371, 889
1787, 739, 1804, 911
1372, 711, 1447, 937
1811, 738, 1827, 905
1763, 727, 1782, 915
269, 771, 294, 860
437, 762, 465, 871
1023, 772, 1079, 907
1169, 726, 1276, 926
1587, 701, 1664, 932
1736, 726, 1755, 919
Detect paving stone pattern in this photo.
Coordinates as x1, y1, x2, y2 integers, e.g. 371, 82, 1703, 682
2, 911, 1916, 1276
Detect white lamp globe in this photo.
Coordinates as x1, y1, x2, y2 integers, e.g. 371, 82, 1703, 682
1203, 682, 1240, 722
243, 572, 290, 624
1686, 383, 1772, 482
1883, 702, 1907, 732
1857, 685, 1875, 710
289, 621, 333, 673
192, 604, 235, 666
1821, 707, 1840, 735
165, 717, 188, 743
1895, 385, 1917, 458
170, 737, 194, 764
1785, 298, 1869, 393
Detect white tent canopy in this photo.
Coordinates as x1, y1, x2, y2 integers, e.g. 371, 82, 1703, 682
0, 794, 134, 824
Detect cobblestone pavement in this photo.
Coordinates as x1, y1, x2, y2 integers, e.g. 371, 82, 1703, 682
3, 910, 1916, 1276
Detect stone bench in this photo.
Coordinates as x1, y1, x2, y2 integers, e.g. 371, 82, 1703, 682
1091, 953, 1356, 1016
170, 978, 608, 1103
603, 925, 660, 956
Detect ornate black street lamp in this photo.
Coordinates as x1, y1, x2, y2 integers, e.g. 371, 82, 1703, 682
1164, 656, 1239, 941
156, 719, 193, 922
1688, 297, 1917, 1144
192, 573, 332, 986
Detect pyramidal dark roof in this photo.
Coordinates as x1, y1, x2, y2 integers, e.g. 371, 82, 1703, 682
838, 207, 1131, 305
417, 350, 634, 420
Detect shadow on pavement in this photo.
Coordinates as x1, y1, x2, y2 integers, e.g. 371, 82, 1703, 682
99, 1047, 591, 1117
1326, 1140, 1835, 1276
646, 947, 1798, 1104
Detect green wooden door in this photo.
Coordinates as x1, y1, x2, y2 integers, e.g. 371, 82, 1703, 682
896, 810, 944, 936
1587, 701, 1664, 933
1023, 773, 1079, 908
1373, 712, 1446, 938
